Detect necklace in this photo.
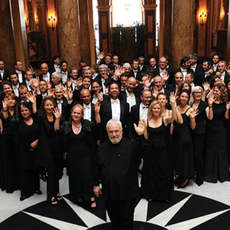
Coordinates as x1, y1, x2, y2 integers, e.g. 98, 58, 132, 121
73, 123, 81, 129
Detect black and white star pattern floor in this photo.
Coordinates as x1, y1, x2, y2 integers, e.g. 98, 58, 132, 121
1, 169, 230, 230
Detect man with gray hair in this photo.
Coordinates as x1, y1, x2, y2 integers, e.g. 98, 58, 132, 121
93, 119, 148, 230
188, 53, 203, 84
51, 72, 62, 87
83, 66, 93, 78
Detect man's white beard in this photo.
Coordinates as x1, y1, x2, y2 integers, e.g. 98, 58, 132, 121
109, 134, 122, 144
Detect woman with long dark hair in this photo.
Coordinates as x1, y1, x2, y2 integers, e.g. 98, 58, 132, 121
173, 89, 198, 188
62, 104, 98, 209
15, 99, 41, 201
204, 83, 230, 183
36, 97, 63, 205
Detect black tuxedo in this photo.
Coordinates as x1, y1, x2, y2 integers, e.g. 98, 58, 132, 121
55, 97, 73, 121
61, 71, 71, 86
15, 70, 26, 84
189, 65, 203, 86
167, 83, 177, 94
119, 90, 140, 107
38, 73, 51, 82
198, 71, 214, 85
0, 69, 10, 81
138, 65, 147, 73
129, 103, 141, 140
222, 71, 230, 84
129, 70, 142, 81
100, 98, 130, 139
153, 67, 174, 85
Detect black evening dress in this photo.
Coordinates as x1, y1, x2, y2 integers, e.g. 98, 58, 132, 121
204, 102, 230, 183
191, 100, 208, 185
0, 113, 19, 193
62, 120, 95, 202
15, 119, 40, 198
141, 120, 171, 202
173, 108, 194, 184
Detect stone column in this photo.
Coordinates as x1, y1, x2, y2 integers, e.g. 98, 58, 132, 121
171, 0, 194, 68
143, 0, 157, 59
227, 0, 230, 61
97, 0, 111, 54
57, 0, 81, 69
79, 0, 91, 66
163, 0, 172, 60
10, 0, 29, 69
0, 0, 16, 71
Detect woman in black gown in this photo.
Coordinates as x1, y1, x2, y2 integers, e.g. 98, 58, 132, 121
15, 101, 41, 200
62, 104, 97, 209
1, 93, 19, 193
173, 89, 198, 188
141, 94, 180, 202
36, 97, 63, 205
225, 78, 230, 166
157, 92, 175, 189
190, 86, 214, 186
204, 83, 230, 183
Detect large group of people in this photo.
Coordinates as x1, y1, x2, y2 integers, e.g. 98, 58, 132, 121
0, 52, 230, 229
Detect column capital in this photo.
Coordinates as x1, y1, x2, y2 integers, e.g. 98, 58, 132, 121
97, 5, 111, 12
143, 4, 157, 11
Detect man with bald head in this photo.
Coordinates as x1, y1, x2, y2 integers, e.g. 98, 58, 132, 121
39, 63, 50, 82
120, 77, 139, 111
167, 72, 183, 93
153, 56, 174, 86
79, 89, 97, 122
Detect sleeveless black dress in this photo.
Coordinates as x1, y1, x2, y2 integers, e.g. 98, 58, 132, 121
141, 120, 171, 202
173, 107, 194, 184
204, 102, 230, 182
66, 128, 94, 201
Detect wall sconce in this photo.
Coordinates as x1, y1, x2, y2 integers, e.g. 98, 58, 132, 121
48, 15, 56, 28
199, 12, 207, 25
25, 17, 29, 27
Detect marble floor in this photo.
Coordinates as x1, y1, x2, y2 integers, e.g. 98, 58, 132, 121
1, 169, 230, 230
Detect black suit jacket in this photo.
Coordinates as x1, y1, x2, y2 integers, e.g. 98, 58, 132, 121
55, 97, 73, 121
138, 65, 147, 73
167, 83, 177, 93
38, 73, 51, 82
100, 98, 130, 139
0, 69, 10, 81
119, 90, 140, 106
153, 66, 174, 85
15, 70, 26, 84
130, 103, 141, 140
129, 70, 142, 81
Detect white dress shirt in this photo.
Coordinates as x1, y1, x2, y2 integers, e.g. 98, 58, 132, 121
83, 103, 92, 121
159, 68, 166, 78
190, 64, 197, 73
126, 89, 136, 112
111, 98, 120, 120
26, 80, 31, 91
221, 72, 225, 83
54, 65, 61, 72
16, 70, 23, 83
61, 71, 68, 84
12, 84, 19, 97
0, 70, 4, 80
139, 103, 148, 120
56, 100, 63, 114
180, 68, 187, 80
213, 64, 218, 72
43, 72, 50, 82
